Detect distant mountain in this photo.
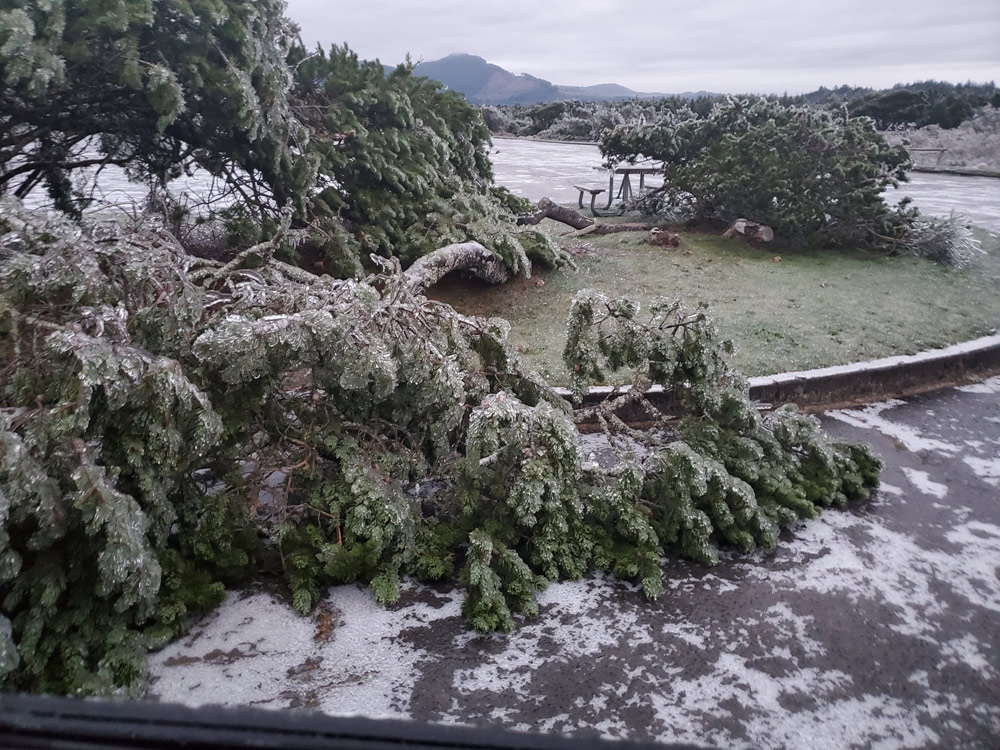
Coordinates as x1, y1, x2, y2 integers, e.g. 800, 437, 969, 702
555, 82, 718, 101
411, 54, 714, 105
413, 54, 558, 105
556, 82, 663, 100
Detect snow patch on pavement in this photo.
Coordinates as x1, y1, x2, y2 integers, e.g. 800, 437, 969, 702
148, 379, 1000, 750
962, 456, 1000, 487
955, 376, 1000, 394
149, 584, 462, 716
827, 401, 960, 455
900, 467, 949, 498
148, 500, 1000, 750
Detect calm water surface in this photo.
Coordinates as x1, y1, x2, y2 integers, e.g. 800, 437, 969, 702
489, 138, 1000, 232
21, 138, 1000, 232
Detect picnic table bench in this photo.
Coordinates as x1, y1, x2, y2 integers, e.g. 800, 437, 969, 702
591, 166, 663, 210
573, 185, 606, 214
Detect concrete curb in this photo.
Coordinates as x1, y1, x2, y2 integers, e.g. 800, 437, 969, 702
558, 334, 1000, 423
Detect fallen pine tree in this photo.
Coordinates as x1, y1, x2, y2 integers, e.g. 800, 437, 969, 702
0, 198, 880, 696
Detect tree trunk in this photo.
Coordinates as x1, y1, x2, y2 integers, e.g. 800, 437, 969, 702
517, 198, 594, 230
405, 241, 513, 292
517, 197, 654, 234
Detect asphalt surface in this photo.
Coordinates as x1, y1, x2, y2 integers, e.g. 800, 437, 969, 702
149, 378, 1000, 750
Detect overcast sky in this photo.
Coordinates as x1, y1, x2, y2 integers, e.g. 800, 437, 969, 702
283, 0, 999, 94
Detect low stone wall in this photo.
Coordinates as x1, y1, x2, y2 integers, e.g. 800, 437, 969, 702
563, 334, 1000, 426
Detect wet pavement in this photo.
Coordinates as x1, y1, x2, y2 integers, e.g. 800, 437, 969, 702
148, 377, 1000, 750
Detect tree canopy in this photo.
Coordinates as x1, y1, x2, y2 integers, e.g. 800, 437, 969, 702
0, 0, 312, 217
480, 81, 999, 142
287, 44, 558, 277
0, 1, 559, 277
601, 98, 981, 265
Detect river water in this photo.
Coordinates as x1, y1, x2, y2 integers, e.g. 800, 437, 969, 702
20, 138, 1000, 232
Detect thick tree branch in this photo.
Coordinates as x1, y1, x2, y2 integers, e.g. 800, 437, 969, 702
517, 197, 655, 235
404, 241, 513, 292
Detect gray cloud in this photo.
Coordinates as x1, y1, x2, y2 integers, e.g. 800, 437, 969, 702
285, 0, 1000, 93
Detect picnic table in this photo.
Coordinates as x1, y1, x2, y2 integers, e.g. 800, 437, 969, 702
593, 165, 662, 210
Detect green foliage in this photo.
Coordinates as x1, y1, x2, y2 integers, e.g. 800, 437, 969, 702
602, 98, 916, 249
481, 82, 997, 141
847, 83, 995, 130
522, 102, 567, 135
0, 203, 237, 694
462, 529, 541, 632
0, 199, 880, 695
0, 0, 312, 216
562, 289, 882, 568
0, 0, 887, 705
287, 43, 565, 277
1, 5, 557, 280
0, 198, 568, 693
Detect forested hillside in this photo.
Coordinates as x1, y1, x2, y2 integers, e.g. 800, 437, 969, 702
481, 81, 999, 141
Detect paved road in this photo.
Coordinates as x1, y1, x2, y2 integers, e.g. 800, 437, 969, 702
149, 378, 1000, 750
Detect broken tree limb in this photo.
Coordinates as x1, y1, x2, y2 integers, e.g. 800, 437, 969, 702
590, 223, 658, 235
517, 197, 594, 230
404, 241, 513, 292
517, 197, 655, 235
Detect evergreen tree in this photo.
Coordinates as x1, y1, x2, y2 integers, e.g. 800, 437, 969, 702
287, 44, 562, 277
0, 0, 312, 217
1, 200, 880, 695
601, 98, 915, 248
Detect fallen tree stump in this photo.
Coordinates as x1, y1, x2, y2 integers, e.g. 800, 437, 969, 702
649, 227, 681, 247
723, 218, 775, 243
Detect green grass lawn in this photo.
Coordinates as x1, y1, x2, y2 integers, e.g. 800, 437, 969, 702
427, 222, 1000, 385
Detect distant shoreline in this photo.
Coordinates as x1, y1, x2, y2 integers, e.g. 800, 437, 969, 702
491, 134, 599, 147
